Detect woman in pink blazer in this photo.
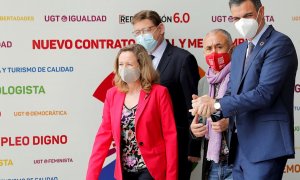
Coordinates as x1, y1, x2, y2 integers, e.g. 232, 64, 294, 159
86, 44, 178, 180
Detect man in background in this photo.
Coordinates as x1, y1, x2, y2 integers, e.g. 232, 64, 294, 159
191, 29, 234, 180
131, 10, 200, 180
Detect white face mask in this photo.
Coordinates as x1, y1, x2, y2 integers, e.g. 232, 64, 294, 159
234, 8, 262, 39
118, 67, 140, 83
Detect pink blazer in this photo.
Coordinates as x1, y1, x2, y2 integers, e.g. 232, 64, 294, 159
86, 84, 178, 180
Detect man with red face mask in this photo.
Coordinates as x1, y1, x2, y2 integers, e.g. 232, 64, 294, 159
190, 29, 234, 180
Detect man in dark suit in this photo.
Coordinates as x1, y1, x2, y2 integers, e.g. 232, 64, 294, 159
131, 10, 200, 180
191, 0, 298, 179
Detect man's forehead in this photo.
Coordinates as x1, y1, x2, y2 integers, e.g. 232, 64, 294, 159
204, 33, 227, 45
133, 19, 154, 28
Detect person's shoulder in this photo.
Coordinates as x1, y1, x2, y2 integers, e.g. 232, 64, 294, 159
171, 44, 193, 55
199, 76, 208, 85
166, 42, 193, 57
106, 86, 119, 96
151, 84, 169, 95
107, 86, 118, 92
271, 29, 293, 44
151, 84, 171, 100
198, 76, 209, 96
151, 84, 167, 91
235, 40, 247, 50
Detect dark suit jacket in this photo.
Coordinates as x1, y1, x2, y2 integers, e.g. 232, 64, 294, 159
157, 41, 200, 158
221, 25, 298, 163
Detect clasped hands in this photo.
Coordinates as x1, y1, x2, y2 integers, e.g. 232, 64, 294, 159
190, 95, 229, 138
189, 94, 217, 117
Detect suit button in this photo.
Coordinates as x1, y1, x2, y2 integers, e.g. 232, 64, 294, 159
139, 142, 144, 146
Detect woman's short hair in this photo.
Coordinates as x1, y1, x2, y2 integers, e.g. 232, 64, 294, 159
113, 44, 159, 93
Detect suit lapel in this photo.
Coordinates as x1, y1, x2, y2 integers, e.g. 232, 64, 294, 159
157, 42, 172, 74
232, 42, 247, 94
113, 91, 125, 144
135, 89, 150, 126
237, 25, 274, 91
237, 42, 248, 84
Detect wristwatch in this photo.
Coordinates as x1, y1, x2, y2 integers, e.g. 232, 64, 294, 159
214, 99, 221, 111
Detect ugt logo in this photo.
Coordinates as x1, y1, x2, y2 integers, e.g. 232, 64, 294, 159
295, 84, 300, 93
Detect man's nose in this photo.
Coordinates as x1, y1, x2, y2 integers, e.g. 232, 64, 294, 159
212, 49, 217, 53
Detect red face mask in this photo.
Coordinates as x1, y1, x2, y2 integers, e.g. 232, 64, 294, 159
205, 52, 230, 71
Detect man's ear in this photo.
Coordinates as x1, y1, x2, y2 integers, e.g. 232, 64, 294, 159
260, 6, 265, 17
228, 44, 236, 54
159, 23, 165, 35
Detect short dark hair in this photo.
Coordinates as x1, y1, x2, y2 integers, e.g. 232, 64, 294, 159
131, 10, 162, 26
229, 0, 262, 11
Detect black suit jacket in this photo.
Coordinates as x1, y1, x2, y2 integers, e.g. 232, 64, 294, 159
157, 41, 201, 157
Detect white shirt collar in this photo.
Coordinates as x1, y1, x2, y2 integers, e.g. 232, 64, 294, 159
151, 39, 167, 69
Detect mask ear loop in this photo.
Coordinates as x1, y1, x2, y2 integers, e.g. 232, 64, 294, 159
227, 47, 232, 54
153, 24, 164, 42
152, 26, 158, 34
151, 23, 161, 35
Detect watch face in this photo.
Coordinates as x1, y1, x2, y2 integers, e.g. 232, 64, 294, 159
214, 102, 220, 110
